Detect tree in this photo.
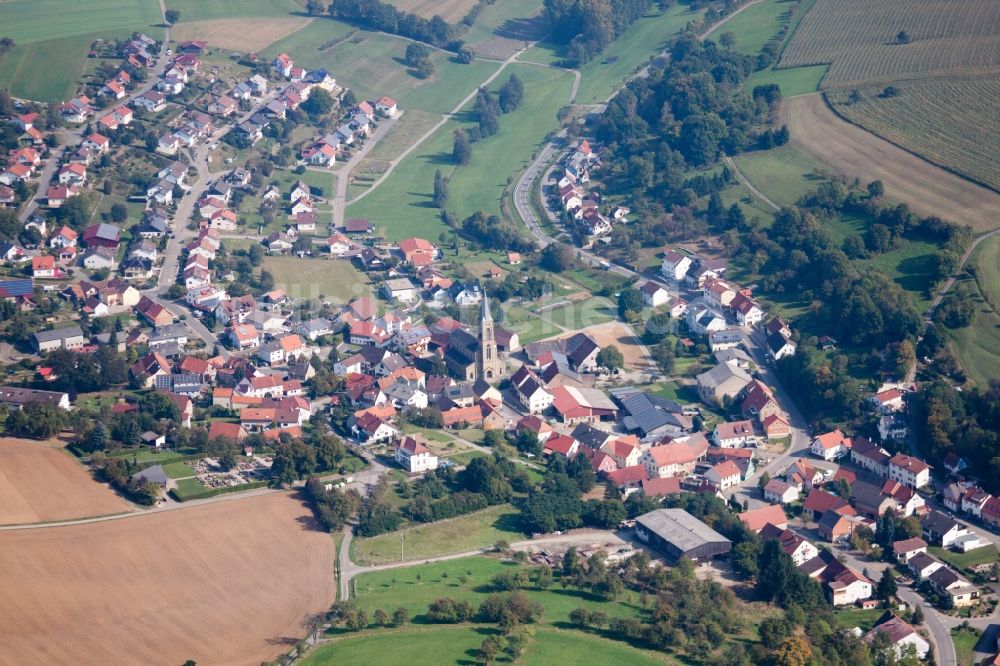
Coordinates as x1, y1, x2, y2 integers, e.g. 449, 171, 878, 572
305, 0, 326, 15
498, 74, 524, 114
87, 421, 108, 452
596, 345, 624, 373
653, 340, 675, 375
432, 169, 448, 208
405, 43, 431, 68
719, 31, 736, 50
453, 129, 472, 165
165, 9, 180, 24
373, 608, 389, 625
456, 44, 475, 64
540, 243, 574, 272
757, 471, 771, 490
477, 636, 501, 664
867, 180, 885, 198
897, 30, 911, 44
392, 607, 409, 625
110, 202, 128, 223
302, 88, 333, 116
773, 636, 811, 666
876, 569, 898, 601
617, 287, 643, 320
414, 58, 434, 79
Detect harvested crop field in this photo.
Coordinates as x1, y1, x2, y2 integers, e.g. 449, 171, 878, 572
387, 0, 478, 22
172, 17, 312, 52
0, 438, 129, 525
826, 75, 1000, 192
0, 492, 335, 666
784, 94, 1000, 232
779, 0, 1000, 87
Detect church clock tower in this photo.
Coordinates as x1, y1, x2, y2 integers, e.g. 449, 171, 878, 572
477, 294, 502, 381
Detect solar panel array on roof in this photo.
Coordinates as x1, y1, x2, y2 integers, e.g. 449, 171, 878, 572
0, 279, 34, 297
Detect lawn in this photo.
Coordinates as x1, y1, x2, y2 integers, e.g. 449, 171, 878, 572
973, 234, 1000, 306
262, 255, 372, 304
461, 0, 546, 52
163, 0, 302, 22
744, 64, 827, 97
347, 556, 647, 626
951, 625, 982, 666
347, 63, 573, 241
731, 144, 831, 208
160, 461, 198, 480
929, 545, 999, 572
108, 447, 193, 465
351, 504, 525, 566
950, 276, 1000, 388
524, 3, 704, 105
830, 607, 885, 632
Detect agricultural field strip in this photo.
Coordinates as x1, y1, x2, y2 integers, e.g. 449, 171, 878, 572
826, 75, 1000, 193
778, 0, 1000, 87
783, 94, 1000, 233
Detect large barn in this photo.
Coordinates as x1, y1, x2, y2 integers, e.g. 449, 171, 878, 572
635, 508, 731, 562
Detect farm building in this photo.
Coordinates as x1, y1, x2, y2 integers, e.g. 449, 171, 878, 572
635, 508, 731, 563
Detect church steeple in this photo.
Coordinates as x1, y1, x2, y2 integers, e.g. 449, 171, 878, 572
477, 291, 502, 382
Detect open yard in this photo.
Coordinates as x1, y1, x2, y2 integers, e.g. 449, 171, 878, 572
583, 321, 652, 370
783, 94, 1000, 232
262, 255, 372, 304
929, 545, 999, 572
827, 75, 1000, 193
0, 438, 130, 525
778, 0, 1000, 88
171, 16, 312, 51
0, 492, 335, 665
352, 504, 524, 566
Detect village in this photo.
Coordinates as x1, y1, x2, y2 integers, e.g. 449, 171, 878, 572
2, 16, 1000, 666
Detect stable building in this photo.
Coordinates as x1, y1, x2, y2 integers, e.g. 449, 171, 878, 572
635, 508, 731, 563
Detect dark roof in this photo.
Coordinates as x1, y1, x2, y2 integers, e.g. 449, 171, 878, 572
570, 423, 611, 448
0, 279, 34, 297
818, 509, 848, 530
132, 464, 168, 485
34, 324, 85, 343
921, 510, 964, 535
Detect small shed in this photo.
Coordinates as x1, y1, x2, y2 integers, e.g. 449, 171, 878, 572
141, 431, 166, 448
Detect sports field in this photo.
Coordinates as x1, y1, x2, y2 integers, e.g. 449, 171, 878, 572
0, 493, 335, 665
352, 504, 524, 565
0, 0, 164, 102
347, 63, 574, 240
779, 0, 1000, 87
783, 94, 1000, 232
826, 75, 1000, 193
0, 438, 130, 525
171, 17, 312, 51
262, 255, 372, 304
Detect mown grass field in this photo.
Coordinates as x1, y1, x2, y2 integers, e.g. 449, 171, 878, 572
163, 0, 302, 22
386, 0, 479, 22
744, 64, 826, 97
0, 0, 164, 101
705, 0, 793, 56
352, 504, 524, 565
521, 2, 703, 104
827, 75, 1000, 192
347, 63, 573, 240
948, 275, 1000, 388
262, 255, 372, 303
305, 626, 670, 665
779, 0, 1000, 87
461, 0, 546, 58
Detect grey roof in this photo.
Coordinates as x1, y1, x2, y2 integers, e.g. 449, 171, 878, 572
908, 552, 939, 571
619, 391, 691, 436
570, 423, 612, 448
697, 362, 751, 389
132, 464, 168, 485
34, 324, 85, 344
928, 566, 965, 588
636, 508, 731, 552
149, 323, 188, 342
921, 510, 964, 535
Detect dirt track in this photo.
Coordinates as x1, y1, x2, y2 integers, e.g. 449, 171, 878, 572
784, 94, 1000, 232
0, 438, 129, 525
0, 493, 335, 666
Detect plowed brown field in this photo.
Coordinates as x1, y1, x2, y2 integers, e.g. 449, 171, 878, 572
0, 493, 335, 666
0, 437, 129, 525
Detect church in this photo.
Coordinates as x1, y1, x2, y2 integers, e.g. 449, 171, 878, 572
442, 296, 513, 383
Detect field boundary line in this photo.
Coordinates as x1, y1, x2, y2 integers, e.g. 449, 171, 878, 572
724, 155, 780, 211
819, 91, 1000, 198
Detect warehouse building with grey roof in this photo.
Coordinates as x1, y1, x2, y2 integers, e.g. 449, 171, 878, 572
635, 508, 731, 562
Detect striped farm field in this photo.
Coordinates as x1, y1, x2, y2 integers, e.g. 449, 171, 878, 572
826, 75, 1000, 192
778, 0, 1000, 87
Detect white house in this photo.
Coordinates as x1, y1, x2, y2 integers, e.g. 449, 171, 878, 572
640, 281, 670, 308
864, 615, 929, 660
811, 429, 851, 461
763, 479, 800, 505
705, 460, 741, 491
661, 249, 692, 281
395, 436, 438, 473
713, 420, 757, 448
888, 453, 930, 489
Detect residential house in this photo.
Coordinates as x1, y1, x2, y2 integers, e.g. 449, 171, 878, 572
739, 504, 788, 533
763, 479, 800, 505
395, 436, 438, 473
921, 511, 969, 548
888, 453, 931, 489
661, 249, 692, 281
811, 429, 852, 461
